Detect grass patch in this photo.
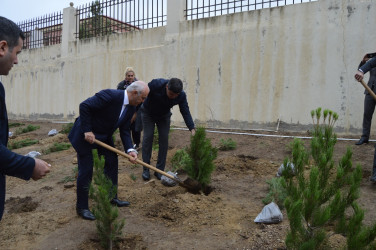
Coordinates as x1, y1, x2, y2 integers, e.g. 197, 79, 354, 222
218, 138, 237, 151
43, 142, 71, 155
15, 124, 40, 135
60, 123, 74, 134
59, 166, 78, 183
130, 173, 137, 181
9, 122, 25, 128
8, 139, 39, 150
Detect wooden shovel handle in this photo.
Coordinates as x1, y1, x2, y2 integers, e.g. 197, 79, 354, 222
93, 139, 184, 185
360, 79, 376, 101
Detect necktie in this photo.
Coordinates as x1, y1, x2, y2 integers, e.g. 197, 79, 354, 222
115, 105, 127, 128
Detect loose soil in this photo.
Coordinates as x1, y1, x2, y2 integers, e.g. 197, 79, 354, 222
1, 120, 376, 250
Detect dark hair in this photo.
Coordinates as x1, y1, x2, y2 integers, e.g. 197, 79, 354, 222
167, 78, 183, 93
0, 16, 25, 50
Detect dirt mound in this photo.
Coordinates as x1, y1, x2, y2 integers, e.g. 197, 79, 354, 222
6, 196, 39, 213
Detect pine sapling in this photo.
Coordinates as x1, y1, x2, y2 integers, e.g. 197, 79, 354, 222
282, 107, 376, 249
184, 127, 217, 192
89, 150, 125, 250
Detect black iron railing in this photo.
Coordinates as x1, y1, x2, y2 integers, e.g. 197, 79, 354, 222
76, 0, 167, 39
16, 0, 317, 49
185, 0, 317, 20
17, 12, 63, 49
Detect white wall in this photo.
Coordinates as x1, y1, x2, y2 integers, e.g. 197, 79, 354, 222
1, 0, 375, 134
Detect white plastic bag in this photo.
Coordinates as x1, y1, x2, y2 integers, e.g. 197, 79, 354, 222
161, 171, 178, 187
48, 129, 58, 136
254, 202, 283, 224
25, 151, 41, 158
277, 162, 295, 177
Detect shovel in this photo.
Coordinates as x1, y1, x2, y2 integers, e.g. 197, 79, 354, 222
94, 139, 201, 193
360, 79, 376, 101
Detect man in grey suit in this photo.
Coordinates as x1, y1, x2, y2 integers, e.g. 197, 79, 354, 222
355, 53, 376, 145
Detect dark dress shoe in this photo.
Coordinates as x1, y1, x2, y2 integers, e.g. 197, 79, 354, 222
154, 172, 162, 180
142, 170, 150, 181
355, 137, 369, 145
371, 174, 376, 183
111, 198, 130, 207
76, 208, 95, 220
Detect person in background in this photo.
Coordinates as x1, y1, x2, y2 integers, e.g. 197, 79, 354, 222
355, 56, 376, 183
117, 67, 142, 150
69, 81, 149, 220
117, 67, 137, 90
0, 16, 51, 221
355, 53, 376, 146
140, 78, 195, 181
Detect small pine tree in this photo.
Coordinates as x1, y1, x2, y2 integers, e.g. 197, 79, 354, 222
282, 108, 376, 249
89, 150, 125, 250
262, 177, 287, 209
184, 127, 217, 190
171, 148, 190, 172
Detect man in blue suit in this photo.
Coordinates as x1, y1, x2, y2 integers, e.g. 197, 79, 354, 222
0, 16, 51, 221
69, 81, 149, 220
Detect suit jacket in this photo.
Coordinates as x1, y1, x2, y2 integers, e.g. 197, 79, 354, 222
68, 89, 136, 154
0, 81, 34, 220
359, 58, 376, 95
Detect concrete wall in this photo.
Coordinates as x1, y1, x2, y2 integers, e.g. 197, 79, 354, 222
1, 0, 375, 134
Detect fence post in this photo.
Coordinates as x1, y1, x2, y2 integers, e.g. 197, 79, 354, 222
166, 0, 185, 36
62, 2, 77, 57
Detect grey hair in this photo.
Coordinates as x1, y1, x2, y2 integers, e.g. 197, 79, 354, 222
127, 81, 145, 95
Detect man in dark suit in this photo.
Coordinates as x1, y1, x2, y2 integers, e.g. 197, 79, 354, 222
69, 81, 149, 220
140, 78, 195, 181
355, 53, 376, 145
0, 16, 51, 221
356, 57, 376, 182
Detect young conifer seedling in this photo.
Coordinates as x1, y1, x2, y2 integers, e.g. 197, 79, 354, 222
282, 108, 376, 249
89, 150, 125, 249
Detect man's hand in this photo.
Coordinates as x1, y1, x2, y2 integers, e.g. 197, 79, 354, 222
32, 159, 51, 180
131, 113, 137, 123
128, 151, 138, 163
355, 70, 364, 82
84, 132, 95, 144
191, 129, 196, 136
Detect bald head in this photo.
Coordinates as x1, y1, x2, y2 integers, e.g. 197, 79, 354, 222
127, 81, 149, 106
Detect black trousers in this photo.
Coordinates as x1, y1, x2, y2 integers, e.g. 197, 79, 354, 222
131, 122, 141, 146
76, 141, 119, 209
141, 110, 171, 172
361, 93, 376, 140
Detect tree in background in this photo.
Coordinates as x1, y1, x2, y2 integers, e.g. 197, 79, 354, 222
89, 150, 124, 249
79, 0, 112, 39
282, 108, 376, 249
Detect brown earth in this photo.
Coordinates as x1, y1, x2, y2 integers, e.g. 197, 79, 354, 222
1, 120, 376, 250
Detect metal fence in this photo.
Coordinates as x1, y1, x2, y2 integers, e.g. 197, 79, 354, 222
185, 0, 317, 20
16, 0, 316, 49
17, 12, 63, 49
76, 0, 167, 39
